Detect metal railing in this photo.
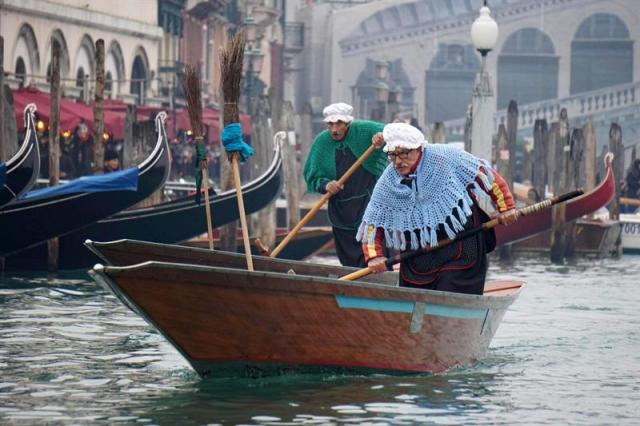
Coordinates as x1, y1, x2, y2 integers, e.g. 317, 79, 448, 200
442, 81, 640, 135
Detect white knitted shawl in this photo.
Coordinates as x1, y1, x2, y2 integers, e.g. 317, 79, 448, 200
357, 144, 494, 251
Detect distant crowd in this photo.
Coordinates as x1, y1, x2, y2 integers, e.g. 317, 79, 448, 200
31, 120, 222, 183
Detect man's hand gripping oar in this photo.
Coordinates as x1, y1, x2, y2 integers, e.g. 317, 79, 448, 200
255, 132, 386, 258
339, 189, 585, 281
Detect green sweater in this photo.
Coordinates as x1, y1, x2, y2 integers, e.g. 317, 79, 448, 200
303, 120, 387, 193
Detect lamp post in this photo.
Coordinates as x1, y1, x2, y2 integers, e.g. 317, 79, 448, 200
470, 1, 498, 162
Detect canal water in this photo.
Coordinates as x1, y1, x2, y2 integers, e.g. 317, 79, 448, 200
1, 255, 639, 425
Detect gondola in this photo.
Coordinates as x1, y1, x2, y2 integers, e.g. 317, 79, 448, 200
0, 104, 40, 208
88, 244, 523, 378
1, 137, 282, 270
495, 153, 616, 246
0, 112, 170, 257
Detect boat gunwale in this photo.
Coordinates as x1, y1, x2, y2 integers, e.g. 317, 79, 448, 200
92, 258, 524, 311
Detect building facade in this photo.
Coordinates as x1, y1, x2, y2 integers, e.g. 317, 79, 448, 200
1, 0, 163, 104
292, 0, 640, 143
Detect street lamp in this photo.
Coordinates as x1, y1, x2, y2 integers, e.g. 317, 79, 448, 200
244, 16, 258, 45
469, 1, 498, 162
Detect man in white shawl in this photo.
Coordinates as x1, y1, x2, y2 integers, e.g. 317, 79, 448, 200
358, 123, 518, 294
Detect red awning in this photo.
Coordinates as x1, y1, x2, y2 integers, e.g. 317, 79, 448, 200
12, 88, 253, 143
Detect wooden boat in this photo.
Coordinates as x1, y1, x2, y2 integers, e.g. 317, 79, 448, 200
620, 213, 640, 254
512, 218, 622, 258
495, 153, 616, 246
1, 137, 281, 270
0, 112, 170, 257
88, 241, 523, 378
182, 226, 333, 261
0, 104, 40, 208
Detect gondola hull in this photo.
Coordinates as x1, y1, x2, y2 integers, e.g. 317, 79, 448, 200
89, 248, 522, 378
0, 104, 40, 208
495, 153, 616, 246
2, 141, 282, 270
0, 113, 170, 257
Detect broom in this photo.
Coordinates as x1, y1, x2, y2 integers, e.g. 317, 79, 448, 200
219, 31, 254, 271
182, 64, 214, 250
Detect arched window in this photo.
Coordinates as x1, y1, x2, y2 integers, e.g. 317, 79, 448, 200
14, 24, 40, 83
105, 71, 113, 98
571, 13, 633, 94
76, 67, 86, 100
130, 54, 148, 105
497, 28, 558, 109
47, 30, 71, 78
426, 43, 479, 122
15, 57, 27, 87
105, 42, 124, 98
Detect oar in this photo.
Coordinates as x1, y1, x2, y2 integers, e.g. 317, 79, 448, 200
339, 189, 585, 281
621, 197, 640, 207
264, 142, 380, 258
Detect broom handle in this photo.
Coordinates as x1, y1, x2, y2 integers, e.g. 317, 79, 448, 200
269, 143, 379, 258
231, 152, 254, 271
201, 161, 214, 250
339, 188, 584, 281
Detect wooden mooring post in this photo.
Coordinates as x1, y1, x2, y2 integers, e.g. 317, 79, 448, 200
608, 123, 624, 221
0, 36, 4, 275
550, 109, 573, 263
431, 122, 446, 144
47, 40, 62, 273
248, 95, 275, 250
532, 119, 548, 201
0, 35, 4, 163
583, 119, 597, 192
282, 100, 300, 230
93, 39, 105, 172
463, 104, 472, 153
495, 123, 514, 261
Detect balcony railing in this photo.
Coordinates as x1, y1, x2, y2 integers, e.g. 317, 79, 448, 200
442, 81, 640, 135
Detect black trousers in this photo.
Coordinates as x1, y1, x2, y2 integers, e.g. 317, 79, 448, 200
332, 227, 366, 268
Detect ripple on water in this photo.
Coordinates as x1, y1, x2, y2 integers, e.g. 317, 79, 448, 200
1, 257, 639, 424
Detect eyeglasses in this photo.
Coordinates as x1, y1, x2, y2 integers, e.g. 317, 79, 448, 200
387, 150, 416, 161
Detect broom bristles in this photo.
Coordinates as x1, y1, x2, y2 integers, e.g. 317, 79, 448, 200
219, 31, 246, 123
182, 64, 203, 138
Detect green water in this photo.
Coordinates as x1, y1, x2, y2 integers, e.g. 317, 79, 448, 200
1, 256, 639, 425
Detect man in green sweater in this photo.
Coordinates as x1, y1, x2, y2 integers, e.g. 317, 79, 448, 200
303, 102, 388, 267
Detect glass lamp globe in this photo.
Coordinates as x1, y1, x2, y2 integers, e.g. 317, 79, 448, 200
470, 6, 498, 56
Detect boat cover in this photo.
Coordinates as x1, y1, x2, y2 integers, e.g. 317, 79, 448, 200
0, 163, 5, 186
21, 167, 139, 200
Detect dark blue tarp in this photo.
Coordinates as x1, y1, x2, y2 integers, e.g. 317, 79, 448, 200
0, 163, 5, 187
22, 167, 139, 200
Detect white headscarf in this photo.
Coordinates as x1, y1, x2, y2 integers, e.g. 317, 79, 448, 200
382, 122, 428, 153
323, 103, 354, 123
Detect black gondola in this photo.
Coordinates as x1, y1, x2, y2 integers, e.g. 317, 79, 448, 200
0, 112, 170, 257
0, 104, 40, 209
2, 136, 283, 270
